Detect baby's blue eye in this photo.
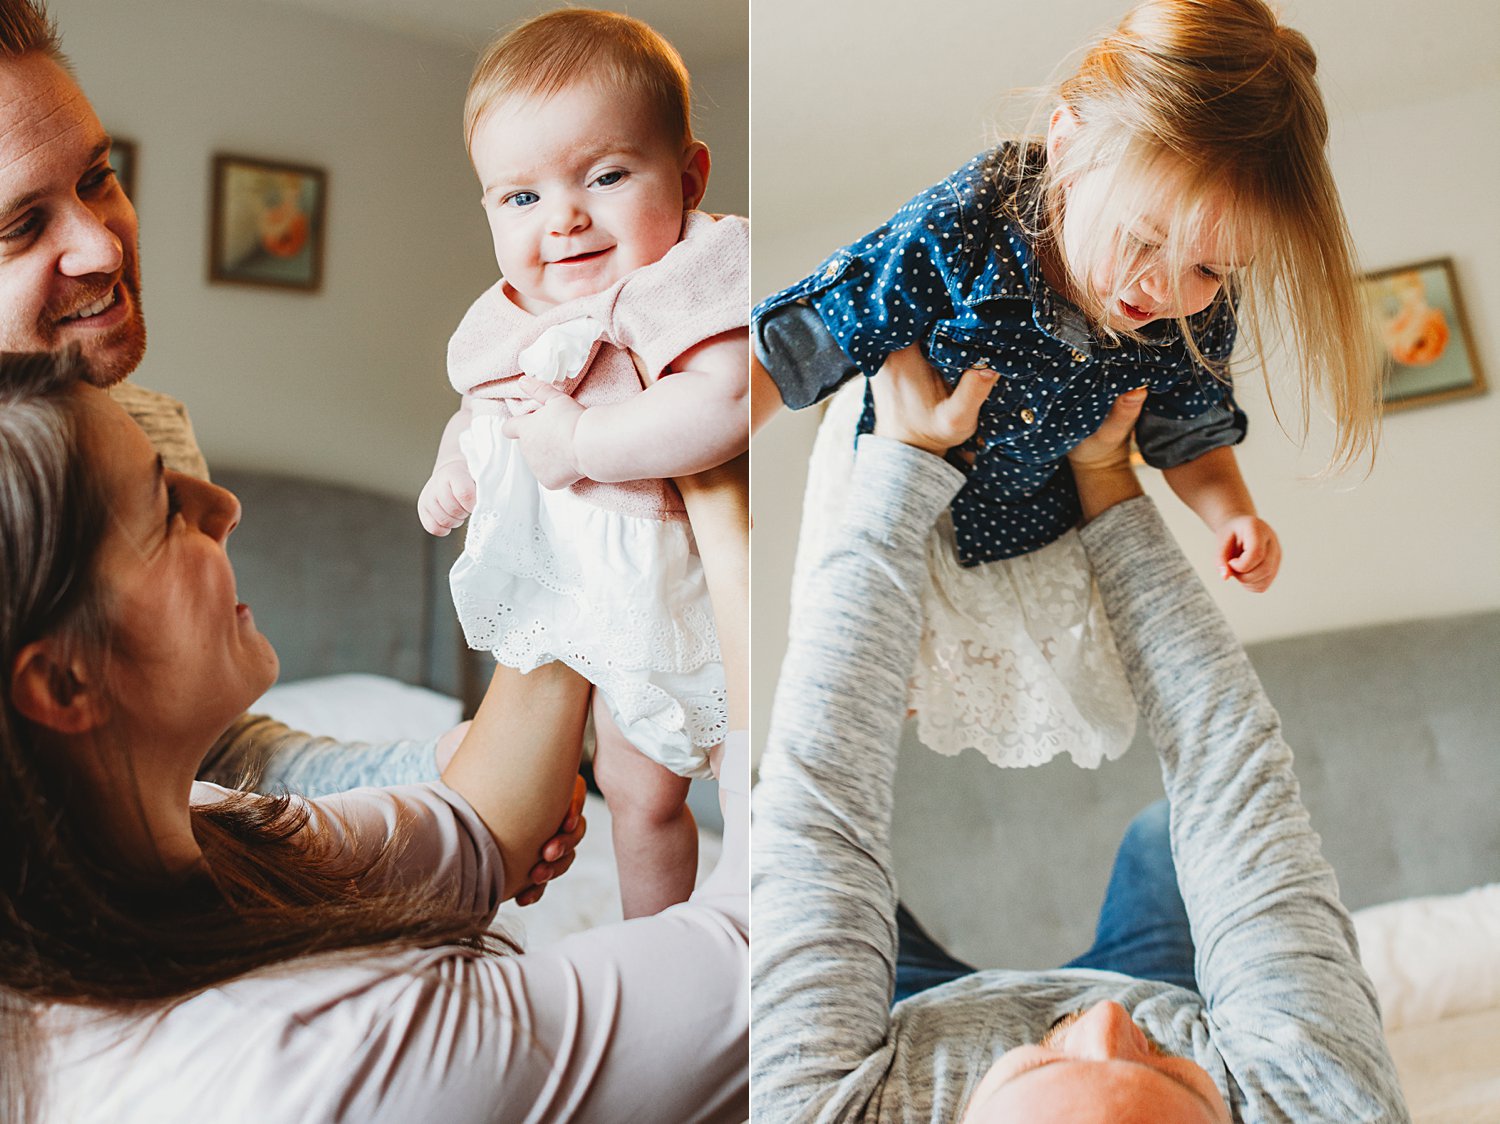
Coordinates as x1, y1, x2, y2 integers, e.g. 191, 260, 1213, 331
593, 170, 626, 188
1196, 265, 1224, 282
504, 191, 539, 208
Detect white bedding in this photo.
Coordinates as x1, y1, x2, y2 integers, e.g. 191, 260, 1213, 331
252, 673, 721, 945
1352, 885, 1500, 1122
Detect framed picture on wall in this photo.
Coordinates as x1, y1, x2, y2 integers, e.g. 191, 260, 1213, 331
107, 137, 136, 200
1362, 257, 1486, 412
208, 153, 327, 292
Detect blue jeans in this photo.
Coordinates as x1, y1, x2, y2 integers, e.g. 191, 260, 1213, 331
894, 800, 1197, 1004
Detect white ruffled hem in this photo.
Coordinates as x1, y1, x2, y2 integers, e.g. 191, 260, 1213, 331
453, 416, 725, 778
790, 380, 1136, 769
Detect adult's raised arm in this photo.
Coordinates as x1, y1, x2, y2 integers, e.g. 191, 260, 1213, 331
1070, 393, 1408, 1120
442, 662, 591, 900
752, 350, 994, 1118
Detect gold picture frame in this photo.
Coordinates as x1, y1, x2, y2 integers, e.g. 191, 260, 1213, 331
208, 153, 327, 292
1363, 257, 1486, 413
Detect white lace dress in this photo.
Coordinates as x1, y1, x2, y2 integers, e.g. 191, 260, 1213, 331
790, 380, 1137, 768
446, 215, 748, 779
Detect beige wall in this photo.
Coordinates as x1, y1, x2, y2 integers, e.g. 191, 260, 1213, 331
751, 0, 1500, 741
53, 0, 748, 500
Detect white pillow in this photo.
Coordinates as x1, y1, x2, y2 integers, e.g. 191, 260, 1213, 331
251, 673, 462, 745
1354, 883, 1500, 1030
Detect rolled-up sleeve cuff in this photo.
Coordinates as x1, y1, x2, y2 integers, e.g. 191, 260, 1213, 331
1135, 401, 1247, 469
753, 299, 861, 410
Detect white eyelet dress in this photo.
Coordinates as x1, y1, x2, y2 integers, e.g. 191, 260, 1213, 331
447, 213, 748, 779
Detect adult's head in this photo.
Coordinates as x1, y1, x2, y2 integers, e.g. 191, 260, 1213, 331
0, 351, 505, 1124
959, 1000, 1231, 1123
0, 0, 145, 387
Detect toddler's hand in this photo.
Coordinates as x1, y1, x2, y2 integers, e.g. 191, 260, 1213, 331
419, 457, 476, 537
501, 375, 586, 490
1218, 515, 1282, 592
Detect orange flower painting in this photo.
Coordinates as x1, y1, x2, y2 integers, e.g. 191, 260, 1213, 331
209, 154, 327, 291
1362, 258, 1486, 412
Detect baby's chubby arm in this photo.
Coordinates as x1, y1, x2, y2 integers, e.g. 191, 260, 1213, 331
418, 401, 476, 536
1161, 444, 1282, 592
502, 327, 749, 489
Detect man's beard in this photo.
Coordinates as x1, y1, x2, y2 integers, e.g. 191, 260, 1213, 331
43, 257, 147, 388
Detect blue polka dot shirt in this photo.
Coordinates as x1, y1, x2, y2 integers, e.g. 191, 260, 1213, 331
754, 145, 1246, 566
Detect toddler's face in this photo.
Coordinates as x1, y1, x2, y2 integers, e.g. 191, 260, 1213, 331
470, 82, 699, 313
1057, 158, 1252, 334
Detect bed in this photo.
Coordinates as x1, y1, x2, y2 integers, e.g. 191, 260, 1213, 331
888, 608, 1500, 1122
214, 466, 723, 945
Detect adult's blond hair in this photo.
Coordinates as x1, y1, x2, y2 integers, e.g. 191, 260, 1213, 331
1024, 0, 1379, 470
464, 8, 693, 153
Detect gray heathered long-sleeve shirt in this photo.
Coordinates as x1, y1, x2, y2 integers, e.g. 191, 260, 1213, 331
751, 436, 1409, 1122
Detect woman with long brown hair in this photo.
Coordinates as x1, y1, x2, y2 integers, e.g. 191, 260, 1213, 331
0, 350, 748, 1122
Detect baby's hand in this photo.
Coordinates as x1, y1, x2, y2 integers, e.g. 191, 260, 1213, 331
501, 375, 586, 490
1217, 515, 1282, 592
419, 458, 476, 536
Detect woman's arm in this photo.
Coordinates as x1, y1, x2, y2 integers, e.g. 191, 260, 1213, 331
674, 452, 749, 741
441, 661, 591, 899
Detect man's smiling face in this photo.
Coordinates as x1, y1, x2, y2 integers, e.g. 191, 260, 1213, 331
0, 52, 145, 385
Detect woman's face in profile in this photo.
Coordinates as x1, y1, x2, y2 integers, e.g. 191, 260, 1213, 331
81, 387, 278, 748
959, 1000, 1231, 1123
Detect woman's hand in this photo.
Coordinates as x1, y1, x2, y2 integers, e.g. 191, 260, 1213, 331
870, 344, 999, 455
1067, 388, 1147, 523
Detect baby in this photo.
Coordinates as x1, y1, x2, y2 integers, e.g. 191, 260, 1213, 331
420, 9, 748, 918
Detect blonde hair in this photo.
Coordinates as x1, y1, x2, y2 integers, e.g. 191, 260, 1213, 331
1023, 0, 1379, 470
464, 8, 692, 154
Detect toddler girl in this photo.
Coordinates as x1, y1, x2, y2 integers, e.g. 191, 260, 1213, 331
754, 0, 1377, 769
420, 9, 748, 918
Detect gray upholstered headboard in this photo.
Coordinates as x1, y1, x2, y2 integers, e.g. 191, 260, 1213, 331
891, 609, 1500, 971
214, 467, 468, 701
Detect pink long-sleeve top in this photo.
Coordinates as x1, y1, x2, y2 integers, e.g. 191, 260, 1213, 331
447, 211, 749, 522
42, 737, 750, 1123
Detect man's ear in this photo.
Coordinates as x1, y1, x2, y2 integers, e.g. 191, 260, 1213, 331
680, 140, 711, 211
1046, 103, 1081, 166
11, 641, 107, 734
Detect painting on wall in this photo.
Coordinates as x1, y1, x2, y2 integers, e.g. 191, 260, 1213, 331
209, 153, 327, 292
108, 137, 136, 200
1362, 258, 1486, 412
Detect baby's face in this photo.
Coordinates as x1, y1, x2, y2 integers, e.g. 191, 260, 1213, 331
470, 82, 696, 313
